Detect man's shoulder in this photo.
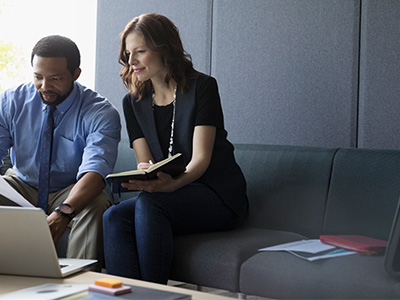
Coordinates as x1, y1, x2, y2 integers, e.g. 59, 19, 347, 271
1, 82, 36, 98
75, 82, 120, 124
76, 82, 117, 110
0, 82, 38, 110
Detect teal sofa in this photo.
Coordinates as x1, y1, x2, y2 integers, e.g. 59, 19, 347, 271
3, 142, 400, 298
111, 141, 400, 299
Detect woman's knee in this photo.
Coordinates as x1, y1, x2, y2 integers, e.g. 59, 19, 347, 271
103, 198, 136, 223
103, 205, 116, 223
134, 193, 163, 215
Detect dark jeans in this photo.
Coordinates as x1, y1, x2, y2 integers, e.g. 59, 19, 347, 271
103, 183, 240, 284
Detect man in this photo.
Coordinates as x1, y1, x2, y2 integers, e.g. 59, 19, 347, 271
0, 35, 121, 269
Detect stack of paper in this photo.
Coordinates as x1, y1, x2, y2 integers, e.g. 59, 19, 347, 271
259, 239, 357, 261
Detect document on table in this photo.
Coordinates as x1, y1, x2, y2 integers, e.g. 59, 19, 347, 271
0, 175, 34, 207
0, 283, 89, 300
259, 239, 357, 261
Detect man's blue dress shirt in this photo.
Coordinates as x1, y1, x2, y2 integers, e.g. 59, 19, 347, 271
0, 82, 121, 191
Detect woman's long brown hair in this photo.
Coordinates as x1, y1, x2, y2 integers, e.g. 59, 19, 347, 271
119, 13, 198, 100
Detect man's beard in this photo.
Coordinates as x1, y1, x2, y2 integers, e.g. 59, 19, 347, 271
39, 85, 73, 106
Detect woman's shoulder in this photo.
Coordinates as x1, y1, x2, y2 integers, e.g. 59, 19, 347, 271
122, 92, 135, 102
122, 92, 139, 107
190, 72, 218, 91
192, 71, 215, 83
122, 92, 152, 113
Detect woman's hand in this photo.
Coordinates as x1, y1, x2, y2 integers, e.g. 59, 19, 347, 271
121, 171, 178, 193
137, 161, 152, 171
130, 125, 217, 193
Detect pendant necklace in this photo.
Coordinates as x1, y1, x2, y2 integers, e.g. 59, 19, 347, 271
152, 86, 177, 158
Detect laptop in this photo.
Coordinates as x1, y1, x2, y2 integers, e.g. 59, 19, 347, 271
385, 198, 400, 278
0, 206, 97, 278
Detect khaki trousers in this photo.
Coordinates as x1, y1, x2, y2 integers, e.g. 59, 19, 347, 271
0, 169, 111, 269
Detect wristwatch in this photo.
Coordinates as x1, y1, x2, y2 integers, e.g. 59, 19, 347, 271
54, 203, 75, 221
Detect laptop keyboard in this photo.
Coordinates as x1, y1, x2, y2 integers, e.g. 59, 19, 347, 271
60, 264, 69, 268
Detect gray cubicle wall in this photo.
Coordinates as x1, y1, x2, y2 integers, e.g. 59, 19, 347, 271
211, 0, 359, 147
95, 0, 400, 150
95, 0, 213, 140
358, 1, 400, 149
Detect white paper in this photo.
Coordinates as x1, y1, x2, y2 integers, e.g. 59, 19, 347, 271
259, 239, 357, 261
0, 284, 88, 300
0, 175, 34, 207
288, 248, 357, 261
259, 239, 335, 253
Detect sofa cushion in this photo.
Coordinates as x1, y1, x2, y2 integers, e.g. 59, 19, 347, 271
234, 144, 338, 238
108, 139, 139, 202
0, 152, 12, 175
240, 251, 400, 299
323, 148, 400, 240
170, 228, 306, 292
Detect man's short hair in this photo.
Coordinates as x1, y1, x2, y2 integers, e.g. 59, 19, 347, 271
31, 35, 80, 75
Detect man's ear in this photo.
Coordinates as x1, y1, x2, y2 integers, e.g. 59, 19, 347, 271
73, 68, 82, 81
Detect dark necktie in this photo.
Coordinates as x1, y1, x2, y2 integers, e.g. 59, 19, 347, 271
37, 105, 56, 212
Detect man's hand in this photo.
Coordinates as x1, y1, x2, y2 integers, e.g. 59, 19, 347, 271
47, 211, 70, 245
45, 172, 105, 246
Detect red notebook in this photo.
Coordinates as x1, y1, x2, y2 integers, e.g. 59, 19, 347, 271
320, 235, 388, 255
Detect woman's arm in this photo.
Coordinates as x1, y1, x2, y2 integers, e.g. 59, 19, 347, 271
121, 125, 216, 193
175, 125, 216, 187
132, 137, 155, 170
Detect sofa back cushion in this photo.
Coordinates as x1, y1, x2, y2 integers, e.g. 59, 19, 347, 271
0, 151, 12, 175
234, 144, 337, 238
108, 139, 138, 202
323, 148, 400, 240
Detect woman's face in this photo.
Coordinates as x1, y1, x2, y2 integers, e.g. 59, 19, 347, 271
125, 32, 167, 83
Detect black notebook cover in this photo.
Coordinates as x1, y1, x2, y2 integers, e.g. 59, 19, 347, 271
106, 153, 185, 193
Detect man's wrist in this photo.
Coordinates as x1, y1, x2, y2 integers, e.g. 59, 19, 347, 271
54, 203, 75, 221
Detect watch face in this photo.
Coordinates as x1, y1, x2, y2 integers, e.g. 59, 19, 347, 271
60, 204, 74, 214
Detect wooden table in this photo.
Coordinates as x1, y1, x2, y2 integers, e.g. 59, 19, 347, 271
0, 271, 233, 299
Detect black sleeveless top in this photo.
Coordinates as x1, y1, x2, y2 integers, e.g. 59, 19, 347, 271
122, 73, 247, 217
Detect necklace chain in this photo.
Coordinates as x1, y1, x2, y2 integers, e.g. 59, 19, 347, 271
152, 86, 177, 158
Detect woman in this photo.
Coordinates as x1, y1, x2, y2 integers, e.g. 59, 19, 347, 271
103, 13, 247, 284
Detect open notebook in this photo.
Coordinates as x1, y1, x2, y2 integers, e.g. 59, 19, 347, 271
0, 206, 96, 278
